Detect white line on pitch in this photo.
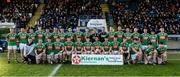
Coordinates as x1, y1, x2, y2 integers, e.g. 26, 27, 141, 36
48, 64, 62, 77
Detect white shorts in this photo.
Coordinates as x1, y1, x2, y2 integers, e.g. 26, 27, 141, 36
36, 53, 45, 60
141, 45, 148, 51
113, 51, 120, 55
19, 43, 27, 50
8, 46, 17, 50
86, 51, 91, 54
131, 54, 138, 60
47, 53, 54, 59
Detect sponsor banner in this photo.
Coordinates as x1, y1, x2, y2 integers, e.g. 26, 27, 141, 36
72, 54, 123, 65
87, 19, 106, 28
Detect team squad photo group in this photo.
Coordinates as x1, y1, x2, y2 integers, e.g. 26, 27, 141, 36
6, 26, 168, 65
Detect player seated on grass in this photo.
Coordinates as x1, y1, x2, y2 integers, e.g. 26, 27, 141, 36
102, 36, 112, 54
92, 36, 102, 54
18, 28, 28, 62
83, 37, 93, 54
111, 36, 120, 55
130, 39, 143, 64
120, 38, 130, 64
34, 39, 46, 64
64, 37, 74, 61
74, 38, 84, 54
6, 28, 19, 63
157, 42, 167, 64
144, 43, 158, 65
54, 39, 64, 63
45, 38, 54, 64
23, 38, 36, 64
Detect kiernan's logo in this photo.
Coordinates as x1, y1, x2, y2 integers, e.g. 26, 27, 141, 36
73, 55, 81, 64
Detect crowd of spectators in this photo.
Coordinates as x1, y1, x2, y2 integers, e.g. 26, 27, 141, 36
0, 0, 38, 28
36, 0, 103, 29
110, 0, 180, 34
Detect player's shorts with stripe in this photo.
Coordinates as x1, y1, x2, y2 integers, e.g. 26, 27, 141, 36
131, 53, 138, 60
8, 46, 17, 50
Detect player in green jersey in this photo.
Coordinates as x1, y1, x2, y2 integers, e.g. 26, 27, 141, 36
74, 38, 84, 54
116, 26, 124, 43
157, 28, 168, 62
157, 42, 167, 64
35, 27, 45, 43
45, 38, 54, 64
6, 28, 19, 63
52, 28, 59, 42
157, 28, 168, 47
82, 28, 90, 42
18, 28, 29, 61
28, 28, 36, 43
111, 36, 120, 55
83, 37, 93, 54
130, 39, 142, 64
44, 28, 52, 43
132, 28, 140, 42
144, 43, 157, 65
141, 28, 150, 51
34, 39, 46, 64
102, 36, 112, 54
66, 28, 74, 41
124, 28, 133, 44
92, 36, 102, 54
74, 27, 83, 42
54, 38, 64, 63
59, 28, 66, 43
107, 27, 115, 42
120, 38, 130, 64
64, 37, 74, 61
149, 31, 158, 48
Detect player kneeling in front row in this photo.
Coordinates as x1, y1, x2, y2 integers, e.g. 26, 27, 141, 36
64, 37, 74, 62
34, 39, 46, 64
130, 39, 143, 64
111, 36, 120, 55
102, 37, 112, 54
74, 38, 84, 54
92, 36, 102, 54
45, 38, 55, 64
83, 38, 93, 54
157, 42, 167, 64
54, 39, 64, 63
144, 43, 157, 65
120, 38, 130, 64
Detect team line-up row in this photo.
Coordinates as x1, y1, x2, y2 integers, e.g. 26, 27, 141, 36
6, 27, 168, 65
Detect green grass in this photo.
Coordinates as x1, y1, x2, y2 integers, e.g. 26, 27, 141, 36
56, 61, 180, 76
0, 52, 180, 76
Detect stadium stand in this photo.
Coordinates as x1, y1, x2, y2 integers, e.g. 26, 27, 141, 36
36, 0, 103, 29
109, 0, 180, 34
0, 0, 39, 28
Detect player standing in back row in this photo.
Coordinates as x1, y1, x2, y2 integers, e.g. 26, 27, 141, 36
6, 28, 19, 63
157, 27, 168, 62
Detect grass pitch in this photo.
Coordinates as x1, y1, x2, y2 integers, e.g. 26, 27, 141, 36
0, 52, 180, 76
